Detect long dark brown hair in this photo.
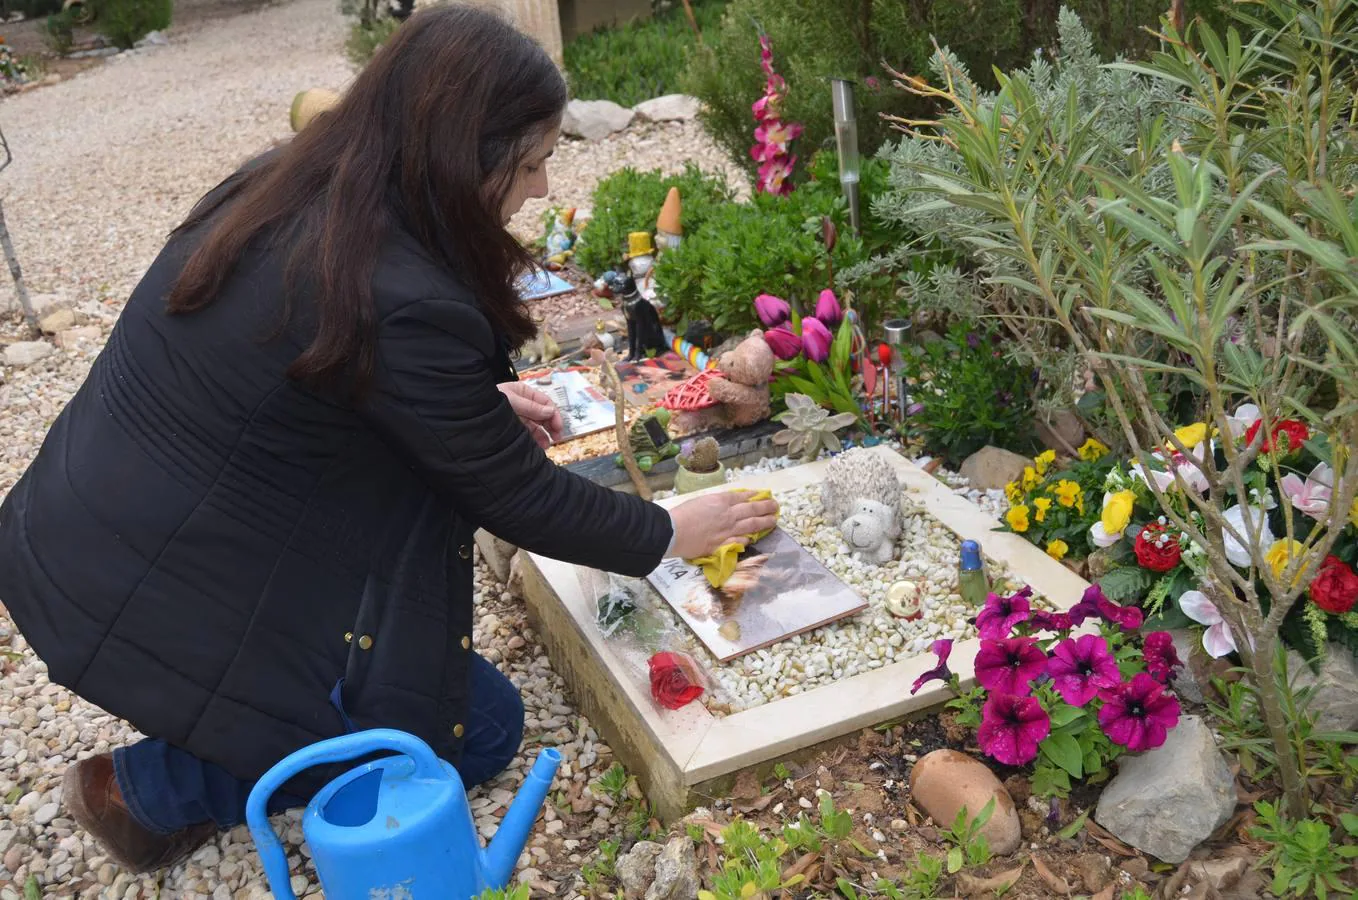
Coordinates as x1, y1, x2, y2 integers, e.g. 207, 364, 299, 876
166, 4, 564, 396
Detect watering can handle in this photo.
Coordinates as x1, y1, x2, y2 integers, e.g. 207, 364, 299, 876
245, 728, 445, 900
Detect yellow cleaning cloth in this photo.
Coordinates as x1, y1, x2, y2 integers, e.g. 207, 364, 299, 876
685, 489, 778, 588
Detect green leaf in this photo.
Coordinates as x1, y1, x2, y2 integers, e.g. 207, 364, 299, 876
1057, 809, 1090, 840
1041, 732, 1084, 779
1098, 566, 1157, 604
24, 876, 41, 900
1047, 705, 1086, 729
947, 846, 964, 874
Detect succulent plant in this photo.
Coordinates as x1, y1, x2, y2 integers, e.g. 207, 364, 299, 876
772, 393, 857, 461
679, 436, 721, 473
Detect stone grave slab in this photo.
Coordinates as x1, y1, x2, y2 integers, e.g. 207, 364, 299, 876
518, 446, 1090, 819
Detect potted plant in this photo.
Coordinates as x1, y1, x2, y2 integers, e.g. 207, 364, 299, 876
673, 436, 726, 493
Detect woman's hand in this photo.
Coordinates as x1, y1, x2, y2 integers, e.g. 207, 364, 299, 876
498, 382, 564, 450
668, 490, 780, 559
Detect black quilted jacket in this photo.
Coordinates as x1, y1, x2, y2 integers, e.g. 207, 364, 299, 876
0, 178, 670, 793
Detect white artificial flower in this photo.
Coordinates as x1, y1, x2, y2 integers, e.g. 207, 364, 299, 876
1178, 590, 1238, 658
1089, 520, 1122, 548
1221, 504, 1275, 568
1227, 403, 1261, 438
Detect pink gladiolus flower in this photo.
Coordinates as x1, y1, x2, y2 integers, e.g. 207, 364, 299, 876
763, 326, 802, 361
1046, 634, 1119, 706
754, 293, 790, 328
1280, 462, 1333, 520
814, 289, 843, 328
1097, 673, 1181, 752
1142, 631, 1182, 684
910, 639, 953, 695
756, 156, 796, 195
755, 120, 804, 154
974, 637, 1047, 696
975, 587, 1032, 640
800, 316, 832, 362
977, 693, 1050, 766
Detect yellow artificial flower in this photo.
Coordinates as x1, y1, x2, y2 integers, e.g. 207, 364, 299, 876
1006, 505, 1031, 533
1021, 466, 1041, 491
1173, 422, 1208, 449
1004, 481, 1023, 504
1046, 539, 1069, 561
1264, 539, 1306, 585
1101, 490, 1136, 536
1033, 497, 1052, 523
1053, 480, 1082, 509
1078, 438, 1109, 462
1034, 449, 1057, 476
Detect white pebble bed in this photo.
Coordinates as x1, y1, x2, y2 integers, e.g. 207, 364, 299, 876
645, 452, 1038, 714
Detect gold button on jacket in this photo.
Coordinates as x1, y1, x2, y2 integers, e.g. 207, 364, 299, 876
453, 723, 465, 738
357, 635, 373, 650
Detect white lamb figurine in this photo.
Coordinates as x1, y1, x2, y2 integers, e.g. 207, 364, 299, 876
820, 449, 902, 564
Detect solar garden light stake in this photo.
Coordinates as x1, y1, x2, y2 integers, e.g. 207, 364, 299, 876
830, 79, 861, 235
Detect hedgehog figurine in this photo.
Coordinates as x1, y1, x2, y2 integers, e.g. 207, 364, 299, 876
821, 448, 902, 564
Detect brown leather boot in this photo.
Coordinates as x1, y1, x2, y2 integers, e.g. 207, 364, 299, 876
62, 754, 219, 874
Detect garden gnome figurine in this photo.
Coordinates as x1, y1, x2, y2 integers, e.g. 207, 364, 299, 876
625, 231, 656, 283
545, 208, 576, 266
656, 188, 682, 251
593, 319, 616, 352
290, 88, 340, 132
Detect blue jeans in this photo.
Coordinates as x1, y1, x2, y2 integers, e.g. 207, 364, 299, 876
112, 653, 525, 833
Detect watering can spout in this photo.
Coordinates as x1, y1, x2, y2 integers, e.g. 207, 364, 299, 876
483, 747, 562, 888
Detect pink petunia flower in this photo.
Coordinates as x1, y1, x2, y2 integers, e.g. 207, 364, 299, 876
1028, 610, 1074, 633
975, 587, 1033, 640
977, 693, 1051, 766
910, 639, 954, 695
974, 637, 1047, 696
1046, 634, 1120, 706
1096, 594, 1144, 631
1142, 631, 1182, 683
1097, 673, 1181, 752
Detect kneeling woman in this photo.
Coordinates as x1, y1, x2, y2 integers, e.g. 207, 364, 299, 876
0, 5, 776, 873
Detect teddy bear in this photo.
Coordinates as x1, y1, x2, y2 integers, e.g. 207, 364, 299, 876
691, 330, 774, 429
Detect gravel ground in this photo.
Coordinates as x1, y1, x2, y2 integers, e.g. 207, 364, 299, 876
0, 1, 747, 897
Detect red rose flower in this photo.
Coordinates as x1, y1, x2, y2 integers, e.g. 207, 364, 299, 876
1134, 522, 1182, 573
1245, 418, 1310, 455
1309, 555, 1358, 615
648, 651, 705, 709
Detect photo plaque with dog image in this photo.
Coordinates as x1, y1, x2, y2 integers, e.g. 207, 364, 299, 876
647, 528, 867, 662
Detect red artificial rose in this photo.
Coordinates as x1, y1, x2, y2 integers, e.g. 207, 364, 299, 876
1245, 418, 1310, 455
1134, 523, 1183, 573
648, 651, 705, 710
1309, 555, 1358, 615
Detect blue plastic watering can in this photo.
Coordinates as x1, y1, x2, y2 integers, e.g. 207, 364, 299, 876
246, 729, 562, 900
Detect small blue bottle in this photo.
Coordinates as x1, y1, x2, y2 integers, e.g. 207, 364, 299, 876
958, 539, 990, 606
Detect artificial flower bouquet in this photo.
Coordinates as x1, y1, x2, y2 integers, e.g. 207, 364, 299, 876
913, 585, 1182, 799
1001, 406, 1358, 666
756, 290, 861, 420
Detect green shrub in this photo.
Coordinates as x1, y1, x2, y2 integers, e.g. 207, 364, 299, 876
682, 0, 1229, 182
45, 9, 75, 53
96, 0, 172, 49
345, 16, 400, 67
563, 0, 728, 107
574, 163, 734, 276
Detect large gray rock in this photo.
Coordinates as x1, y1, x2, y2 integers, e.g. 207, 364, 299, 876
4, 341, 53, 367
633, 94, 700, 122
1287, 647, 1358, 732
958, 446, 1031, 492
616, 840, 663, 899
562, 99, 635, 141
1168, 629, 1207, 705
1095, 716, 1236, 863
645, 836, 699, 900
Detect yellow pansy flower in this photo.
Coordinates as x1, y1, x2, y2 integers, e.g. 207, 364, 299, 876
1006, 505, 1031, 533
1350, 495, 1358, 529
1078, 438, 1109, 462
1033, 497, 1052, 523
1034, 449, 1056, 476
1264, 539, 1306, 585
1004, 481, 1022, 504
1053, 480, 1082, 509
1101, 490, 1136, 535
1173, 422, 1208, 449
1021, 466, 1041, 491
1046, 539, 1069, 561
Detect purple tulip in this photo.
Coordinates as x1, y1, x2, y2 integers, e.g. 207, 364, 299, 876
801, 316, 832, 362
814, 289, 843, 328
754, 293, 790, 328
763, 326, 802, 360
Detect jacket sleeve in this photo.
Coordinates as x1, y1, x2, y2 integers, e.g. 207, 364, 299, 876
360, 296, 673, 577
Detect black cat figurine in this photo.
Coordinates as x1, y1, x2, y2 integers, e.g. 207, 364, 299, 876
604, 272, 667, 360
